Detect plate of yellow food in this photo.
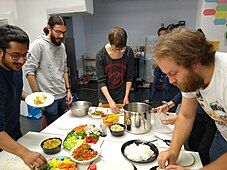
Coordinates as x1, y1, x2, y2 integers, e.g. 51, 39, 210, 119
88, 107, 111, 119
102, 113, 120, 126
25, 92, 54, 108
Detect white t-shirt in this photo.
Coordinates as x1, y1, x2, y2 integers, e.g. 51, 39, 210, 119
182, 52, 227, 141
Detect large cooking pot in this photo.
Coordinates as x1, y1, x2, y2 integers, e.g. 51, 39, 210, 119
123, 102, 152, 134
69, 101, 91, 117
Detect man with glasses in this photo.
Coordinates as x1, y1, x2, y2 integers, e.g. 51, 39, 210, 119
0, 24, 47, 169
25, 16, 73, 126
96, 27, 134, 113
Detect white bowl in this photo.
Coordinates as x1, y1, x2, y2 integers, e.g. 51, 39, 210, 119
69, 143, 100, 164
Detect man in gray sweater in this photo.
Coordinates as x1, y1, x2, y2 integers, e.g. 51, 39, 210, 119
25, 16, 72, 125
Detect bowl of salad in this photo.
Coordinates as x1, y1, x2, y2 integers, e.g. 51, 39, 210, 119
63, 124, 100, 150
69, 143, 100, 164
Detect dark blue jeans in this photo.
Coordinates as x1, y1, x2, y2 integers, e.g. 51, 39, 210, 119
150, 67, 170, 101
43, 97, 66, 125
209, 130, 227, 162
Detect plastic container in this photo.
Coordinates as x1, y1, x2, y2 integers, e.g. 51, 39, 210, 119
89, 164, 96, 170
27, 105, 42, 119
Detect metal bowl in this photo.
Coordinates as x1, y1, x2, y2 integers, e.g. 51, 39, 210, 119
69, 101, 91, 117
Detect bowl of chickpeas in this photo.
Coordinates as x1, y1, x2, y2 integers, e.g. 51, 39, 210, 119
109, 123, 126, 137
41, 137, 62, 154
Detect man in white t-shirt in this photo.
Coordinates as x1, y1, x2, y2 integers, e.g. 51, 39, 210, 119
152, 28, 227, 170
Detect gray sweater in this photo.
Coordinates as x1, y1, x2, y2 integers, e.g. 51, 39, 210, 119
24, 35, 67, 100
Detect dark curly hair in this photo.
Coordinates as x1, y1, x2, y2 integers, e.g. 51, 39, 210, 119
0, 24, 29, 51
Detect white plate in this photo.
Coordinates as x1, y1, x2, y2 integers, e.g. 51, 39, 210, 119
69, 143, 100, 164
88, 107, 123, 119
96, 159, 135, 170
152, 124, 174, 134
57, 119, 77, 130
176, 150, 195, 167
25, 92, 54, 108
88, 107, 107, 119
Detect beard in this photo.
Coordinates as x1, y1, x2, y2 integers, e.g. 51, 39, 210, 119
176, 70, 205, 92
2, 55, 23, 71
2, 57, 12, 71
50, 34, 63, 46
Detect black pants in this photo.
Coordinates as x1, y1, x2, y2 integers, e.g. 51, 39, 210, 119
187, 113, 217, 165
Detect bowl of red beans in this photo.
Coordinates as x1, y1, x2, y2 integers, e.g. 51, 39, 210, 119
69, 143, 100, 164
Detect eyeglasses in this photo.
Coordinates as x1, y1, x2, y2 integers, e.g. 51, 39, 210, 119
112, 46, 126, 52
52, 28, 66, 35
4, 50, 30, 60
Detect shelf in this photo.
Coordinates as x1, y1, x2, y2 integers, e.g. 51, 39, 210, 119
83, 55, 96, 75
85, 69, 96, 71
84, 58, 95, 60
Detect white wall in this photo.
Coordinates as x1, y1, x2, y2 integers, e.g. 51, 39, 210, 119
84, 0, 198, 57
73, 15, 86, 76
20, 0, 93, 42
0, 0, 22, 26
0, 0, 93, 116
0, 0, 93, 41
198, 1, 227, 52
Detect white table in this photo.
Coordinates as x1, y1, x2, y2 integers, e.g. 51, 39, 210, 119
40, 109, 203, 170
0, 109, 203, 170
0, 132, 91, 170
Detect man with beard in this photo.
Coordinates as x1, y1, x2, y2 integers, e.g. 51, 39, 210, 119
0, 25, 47, 169
96, 27, 134, 113
25, 16, 72, 125
152, 28, 227, 170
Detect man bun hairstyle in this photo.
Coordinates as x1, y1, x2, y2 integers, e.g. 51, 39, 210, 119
43, 15, 66, 35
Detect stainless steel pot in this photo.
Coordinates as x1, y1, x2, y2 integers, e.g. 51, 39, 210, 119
69, 101, 91, 117
123, 102, 152, 134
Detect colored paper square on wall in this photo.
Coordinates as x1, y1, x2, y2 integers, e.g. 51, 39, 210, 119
205, 0, 217, 2
203, 9, 216, 15
217, 0, 227, 4
210, 40, 220, 50
215, 11, 227, 18
213, 18, 226, 25
216, 5, 227, 11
